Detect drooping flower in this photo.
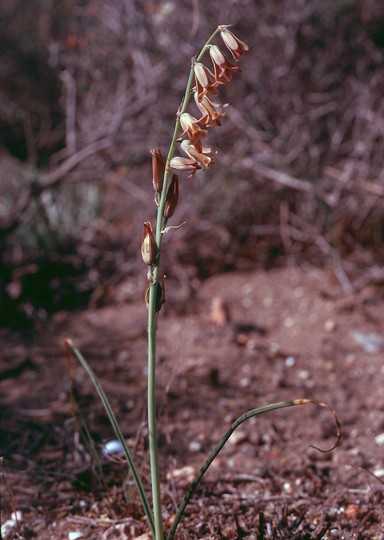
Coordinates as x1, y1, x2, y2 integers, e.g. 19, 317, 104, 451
219, 26, 249, 61
180, 112, 208, 149
194, 90, 228, 127
194, 62, 219, 100
170, 155, 200, 180
170, 156, 201, 173
180, 139, 216, 169
209, 45, 240, 83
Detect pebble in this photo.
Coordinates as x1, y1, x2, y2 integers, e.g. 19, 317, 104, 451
188, 440, 202, 452
229, 430, 248, 446
285, 356, 295, 367
68, 532, 84, 540
1, 511, 22, 538
374, 433, 384, 446
102, 439, 125, 457
324, 319, 336, 332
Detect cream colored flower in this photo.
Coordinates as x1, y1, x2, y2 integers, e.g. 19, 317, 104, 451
194, 62, 219, 101
219, 26, 249, 61
209, 45, 240, 82
180, 139, 216, 169
180, 112, 208, 149
170, 156, 201, 172
194, 90, 227, 127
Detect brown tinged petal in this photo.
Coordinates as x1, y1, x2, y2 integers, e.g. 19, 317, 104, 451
141, 221, 156, 266
180, 112, 208, 148
180, 139, 216, 169
209, 45, 241, 82
194, 62, 219, 100
170, 156, 201, 172
194, 90, 228, 127
150, 148, 165, 194
219, 26, 249, 61
164, 174, 179, 219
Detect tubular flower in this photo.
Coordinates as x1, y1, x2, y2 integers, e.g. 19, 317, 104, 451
194, 90, 228, 127
194, 62, 219, 100
219, 26, 249, 61
180, 112, 208, 149
170, 156, 201, 172
209, 45, 240, 83
180, 139, 216, 169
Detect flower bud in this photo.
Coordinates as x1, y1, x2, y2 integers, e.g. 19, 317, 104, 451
150, 148, 165, 194
145, 277, 166, 313
141, 221, 156, 265
164, 174, 179, 219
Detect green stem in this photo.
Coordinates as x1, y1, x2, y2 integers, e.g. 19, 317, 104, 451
147, 281, 164, 540
146, 26, 221, 540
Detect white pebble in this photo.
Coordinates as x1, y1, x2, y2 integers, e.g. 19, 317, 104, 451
285, 356, 295, 367
68, 532, 84, 540
188, 441, 202, 452
374, 433, 384, 446
102, 439, 124, 457
298, 369, 309, 380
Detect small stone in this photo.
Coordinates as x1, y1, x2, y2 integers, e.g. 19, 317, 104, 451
298, 369, 309, 380
374, 433, 384, 446
229, 430, 248, 446
285, 356, 295, 367
284, 317, 295, 328
188, 440, 202, 452
324, 319, 336, 332
102, 440, 124, 457
167, 466, 195, 488
68, 532, 84, 540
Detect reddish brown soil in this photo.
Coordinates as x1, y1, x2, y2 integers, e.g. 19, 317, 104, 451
1, 267, 384, 539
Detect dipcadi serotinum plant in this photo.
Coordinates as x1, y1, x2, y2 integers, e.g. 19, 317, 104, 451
66, 25, 340, 540
141, 25, 249, 539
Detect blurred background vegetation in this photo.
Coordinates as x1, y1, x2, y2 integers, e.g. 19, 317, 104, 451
1, 0, 384, 329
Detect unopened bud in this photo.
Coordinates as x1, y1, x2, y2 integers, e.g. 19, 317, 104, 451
141, 221, 156, 265
150, 148, 165, 194
164, 174, 179, 219
145, 276, 166, 313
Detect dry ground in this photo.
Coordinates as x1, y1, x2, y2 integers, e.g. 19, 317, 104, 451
1, 266, 384, 539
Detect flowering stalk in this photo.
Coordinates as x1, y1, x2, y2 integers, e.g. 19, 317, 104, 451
142, 25, 249, 540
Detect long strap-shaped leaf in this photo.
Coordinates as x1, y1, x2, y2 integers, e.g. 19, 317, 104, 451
168, 398, 340, 540
65, 339, 156, 537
